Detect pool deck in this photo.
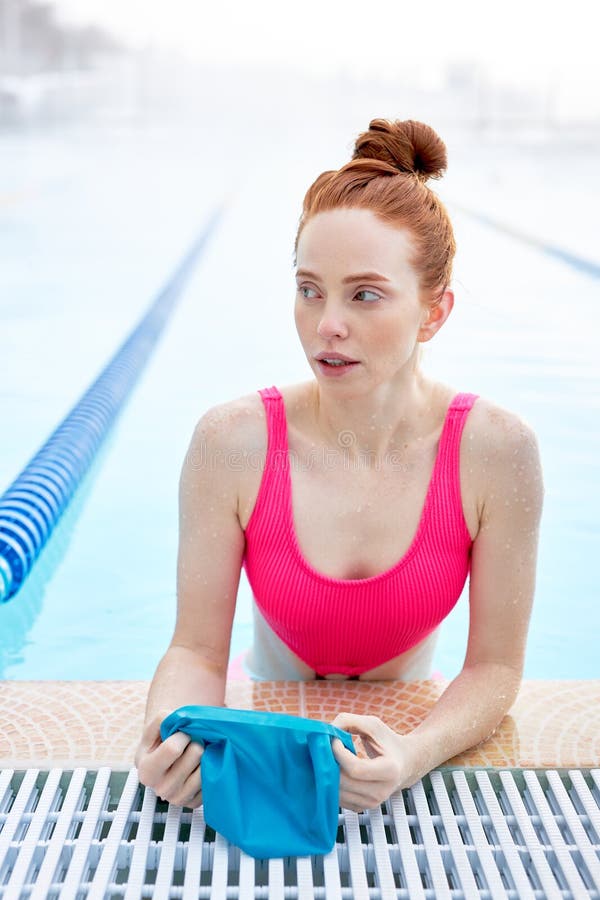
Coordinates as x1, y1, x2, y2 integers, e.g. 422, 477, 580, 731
1, 679, 599, 770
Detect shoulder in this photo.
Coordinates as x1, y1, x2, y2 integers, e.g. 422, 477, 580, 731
463, 395, 544, 521
465, 395, 540, 460
188, 390, 268, 461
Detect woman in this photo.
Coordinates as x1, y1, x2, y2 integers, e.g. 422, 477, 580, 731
135, 118, 544, 814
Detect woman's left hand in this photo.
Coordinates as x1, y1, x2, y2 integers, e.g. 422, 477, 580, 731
331, 713, 423, 812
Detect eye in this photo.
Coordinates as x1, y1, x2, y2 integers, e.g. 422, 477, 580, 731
297, 286, 318, 299
354, 290, 381, 303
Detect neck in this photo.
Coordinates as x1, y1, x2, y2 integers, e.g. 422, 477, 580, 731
309, 372, 435, 467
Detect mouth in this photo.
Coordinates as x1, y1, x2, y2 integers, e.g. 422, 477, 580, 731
315, 357, 361, 376
318, 359, 359, 368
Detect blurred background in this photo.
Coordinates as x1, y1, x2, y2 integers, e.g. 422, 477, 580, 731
1, 0, 598, 681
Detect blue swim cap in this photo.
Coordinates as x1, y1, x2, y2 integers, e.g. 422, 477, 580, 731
160, 705, 356, 858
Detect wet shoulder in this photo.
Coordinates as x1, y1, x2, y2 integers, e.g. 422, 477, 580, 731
192, 382, 311, 461
193, 390, 269, 462
462, 395, 542, 500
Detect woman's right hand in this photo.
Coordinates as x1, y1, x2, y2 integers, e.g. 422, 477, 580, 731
134, 711, 204, 809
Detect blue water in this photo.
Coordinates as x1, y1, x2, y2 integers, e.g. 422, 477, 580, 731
1, 117, 598, 680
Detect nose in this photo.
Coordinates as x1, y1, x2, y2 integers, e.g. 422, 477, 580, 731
316, 302, 349, 340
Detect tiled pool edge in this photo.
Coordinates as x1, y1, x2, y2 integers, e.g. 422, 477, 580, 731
1, 679, 599, 770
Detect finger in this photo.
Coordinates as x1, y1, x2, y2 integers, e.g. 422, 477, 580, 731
332, 713, 388, 745
332, 738, 357, 764
158, 731, 192, 769
332, 739, 368, 775
339, 790, 369, 813
136, 730, 188, 782
160, 741, 203, 798
334, 743, 390, 782
140, 731, 192, 786
170, 765, 202, 807
185, 790, 203, 809
340, 785, 387, 812
332, 712, 376, 731
139, 710, 174, 752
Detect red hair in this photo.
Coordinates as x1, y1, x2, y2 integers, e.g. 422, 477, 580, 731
293, 119, 456, 306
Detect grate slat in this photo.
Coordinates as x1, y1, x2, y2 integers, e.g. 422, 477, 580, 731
410, 777, 452, 897
547, 770, 600, 890
28, 767, 87, 900
0, 768, 38, 875
58, 766, 112, 900
86, 767, 139, 900
388, 791, 425, 897
474, 771, 537, 899
341, 809, 370, 898
4, 767, 62, 900
366, 803, 397, 896
267, 856, 285, 899
211, 832, 230, 900
450, 771, 509, 899
1, 767, 599, 899
569, 769, 600, 841
321, 843, 343, 900
122, 778, 157, 900
237, 851, 255, 900
182, 807, 207, 899
154, 802, 183, 898
295, 854, 315, 899
498, 770, 562, 898
520, 770, 590, 896
430, 771, 480, 896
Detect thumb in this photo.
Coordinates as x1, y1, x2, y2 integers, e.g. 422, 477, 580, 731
332, 712, 374, 733
141, 710, 173, 752
331, 737, 355, 764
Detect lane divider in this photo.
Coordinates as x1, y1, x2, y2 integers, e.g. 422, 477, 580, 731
451, 203, 600, 279
0, 206, 223, 602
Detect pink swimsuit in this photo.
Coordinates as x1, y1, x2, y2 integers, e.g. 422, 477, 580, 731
242, 386, 478, 677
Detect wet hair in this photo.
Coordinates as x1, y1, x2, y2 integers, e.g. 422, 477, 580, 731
293, 118, 455, 307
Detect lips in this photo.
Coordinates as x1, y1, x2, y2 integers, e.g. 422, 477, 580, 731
314, 352, 359, 363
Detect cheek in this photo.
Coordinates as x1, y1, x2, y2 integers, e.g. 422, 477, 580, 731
294, 298, 313, 333
293, 300, 303, 330
375, 321, 418, 362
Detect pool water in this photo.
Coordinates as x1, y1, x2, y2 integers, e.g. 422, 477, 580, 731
1, 117, 598, 680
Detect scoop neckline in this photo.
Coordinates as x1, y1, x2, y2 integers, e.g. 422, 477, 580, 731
276, 387, 460, 586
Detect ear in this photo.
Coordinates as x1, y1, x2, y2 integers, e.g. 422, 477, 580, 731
417, 289, 454, 343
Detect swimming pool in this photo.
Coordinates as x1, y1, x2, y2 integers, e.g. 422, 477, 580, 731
1, 118, 598, 680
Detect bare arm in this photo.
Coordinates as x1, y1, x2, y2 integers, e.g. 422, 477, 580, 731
135, 403, 247, 805
406, 411, 544, 770
333, 408, 545, 810
144, 404, 246, 719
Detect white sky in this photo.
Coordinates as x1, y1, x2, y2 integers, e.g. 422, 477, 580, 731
49, 0, 600, 112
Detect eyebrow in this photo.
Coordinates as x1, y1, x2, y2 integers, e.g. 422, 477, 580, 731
295, 268, 392, 284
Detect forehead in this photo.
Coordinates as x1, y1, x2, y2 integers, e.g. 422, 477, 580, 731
296, 208, 416, 275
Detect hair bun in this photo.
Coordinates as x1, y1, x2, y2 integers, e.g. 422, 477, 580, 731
352, 118, 447, 182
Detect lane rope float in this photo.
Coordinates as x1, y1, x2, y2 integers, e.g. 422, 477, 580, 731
0, 206, 223, 602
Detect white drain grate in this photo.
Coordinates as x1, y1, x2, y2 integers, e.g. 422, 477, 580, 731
0, 767, 599, 898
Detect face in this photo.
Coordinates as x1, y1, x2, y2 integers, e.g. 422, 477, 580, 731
294, 207, 450, 392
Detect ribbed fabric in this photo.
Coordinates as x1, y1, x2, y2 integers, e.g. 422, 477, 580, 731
242, 386, 479, 677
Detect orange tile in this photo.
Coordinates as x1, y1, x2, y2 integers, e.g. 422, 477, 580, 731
0, 679, 598, 770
